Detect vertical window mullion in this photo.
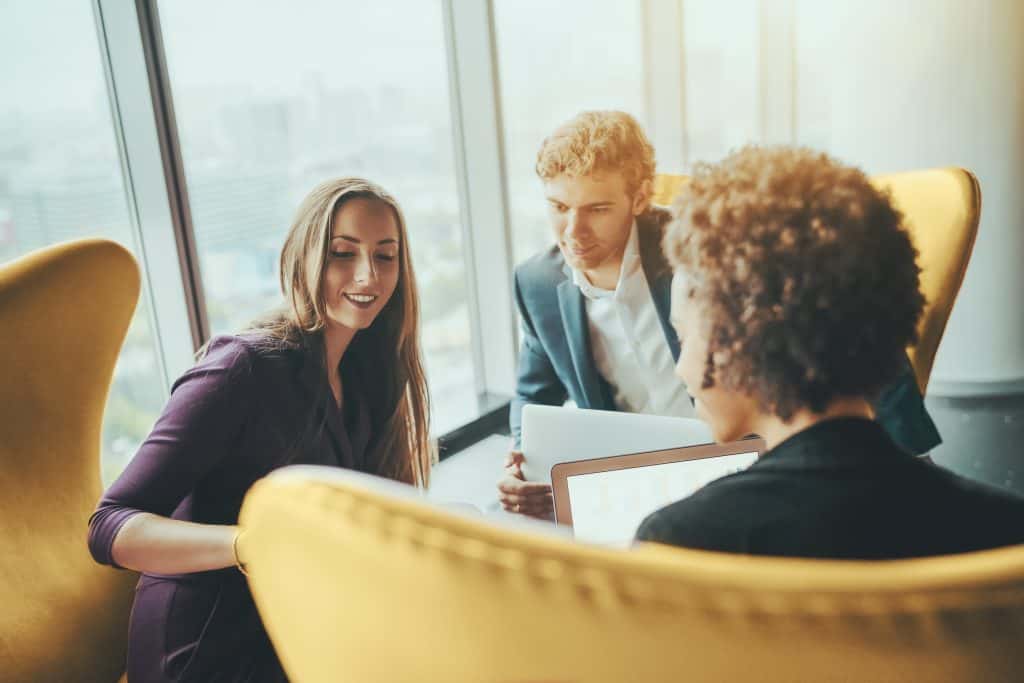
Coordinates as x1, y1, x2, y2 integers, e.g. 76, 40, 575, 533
642, 0, 688, 174
93, 0, 207, 385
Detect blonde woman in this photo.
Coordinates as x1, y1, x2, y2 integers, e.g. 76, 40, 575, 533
88, 178, 431, 682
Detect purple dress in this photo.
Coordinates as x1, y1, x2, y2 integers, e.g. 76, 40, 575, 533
89, 335, 372, 682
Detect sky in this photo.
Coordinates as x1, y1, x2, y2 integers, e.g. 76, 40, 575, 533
1, 1, 108, 114
1, 0, 447, 117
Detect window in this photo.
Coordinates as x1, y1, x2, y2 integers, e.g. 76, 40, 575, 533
681, 0, 760, 162
157, 0, 475, 432
494, 0, 647, 265
0, 0, 166, 482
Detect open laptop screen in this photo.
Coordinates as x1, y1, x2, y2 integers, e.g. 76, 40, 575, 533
552, 439, 764, 546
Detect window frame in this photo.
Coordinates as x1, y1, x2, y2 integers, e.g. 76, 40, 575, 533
93, 0, 206, 387
443, 0, 519, 403
90, 0, 688, 454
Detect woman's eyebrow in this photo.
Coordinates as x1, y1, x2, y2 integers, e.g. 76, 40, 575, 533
330, 235, 398, 245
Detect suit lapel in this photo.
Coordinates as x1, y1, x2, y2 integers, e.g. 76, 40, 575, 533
324, 402, 357, 469
637, 211, 681, 361
300, 350, 356, 469
556, 278, 606, 409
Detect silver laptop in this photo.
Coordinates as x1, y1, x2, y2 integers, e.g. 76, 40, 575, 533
551, 438, 765, 546
519, 404, 714, 484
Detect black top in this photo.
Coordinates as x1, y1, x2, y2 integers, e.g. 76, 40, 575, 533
636, 418, 1024, 559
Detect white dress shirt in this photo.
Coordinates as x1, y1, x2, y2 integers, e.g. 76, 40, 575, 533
572, 223, 694, 418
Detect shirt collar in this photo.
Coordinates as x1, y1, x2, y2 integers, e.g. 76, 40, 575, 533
571, 220, 640, 301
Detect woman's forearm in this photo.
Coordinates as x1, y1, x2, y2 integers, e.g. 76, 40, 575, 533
110, 513, 240, 575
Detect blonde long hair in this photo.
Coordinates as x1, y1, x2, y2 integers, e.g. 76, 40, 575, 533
247, 177, 432, 487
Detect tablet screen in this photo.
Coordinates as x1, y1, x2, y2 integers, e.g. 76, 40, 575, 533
565, 450, 758, 546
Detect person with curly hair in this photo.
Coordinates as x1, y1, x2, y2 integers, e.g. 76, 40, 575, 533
635, 146, 1024, 558
500, 111, 941, 521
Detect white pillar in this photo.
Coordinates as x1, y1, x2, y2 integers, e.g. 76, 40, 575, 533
793, 0, 1024, 395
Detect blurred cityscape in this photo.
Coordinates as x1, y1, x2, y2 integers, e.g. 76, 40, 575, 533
1, 0, 648, 483
0, 76, 478, 481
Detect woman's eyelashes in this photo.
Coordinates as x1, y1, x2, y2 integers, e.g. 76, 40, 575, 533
329, 250, 396, 262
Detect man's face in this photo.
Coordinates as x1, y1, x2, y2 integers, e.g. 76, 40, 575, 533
543, 172, 643, 273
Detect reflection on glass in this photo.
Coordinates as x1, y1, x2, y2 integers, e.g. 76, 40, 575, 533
158, 0, 475, 433
0, 0, 166, 483
494, 0, 647, 265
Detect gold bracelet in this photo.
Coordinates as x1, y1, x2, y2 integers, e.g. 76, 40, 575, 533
232, 529, 249, 576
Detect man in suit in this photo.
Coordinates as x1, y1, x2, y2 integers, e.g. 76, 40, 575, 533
497, 112, 941, 519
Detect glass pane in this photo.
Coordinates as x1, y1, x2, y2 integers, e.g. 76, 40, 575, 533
494, 0, 647, 265
0, 1, 167, 483
158, 0, 475, 433
682, 0, 760, 162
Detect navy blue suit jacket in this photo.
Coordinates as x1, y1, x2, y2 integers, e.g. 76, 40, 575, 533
510, 208, 942, 455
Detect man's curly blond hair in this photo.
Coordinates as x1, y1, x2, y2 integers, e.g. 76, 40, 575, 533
535, 111, 655, 195
663, 146, 924, 420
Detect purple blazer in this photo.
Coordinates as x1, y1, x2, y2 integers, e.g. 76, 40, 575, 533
89, 335, 372, 682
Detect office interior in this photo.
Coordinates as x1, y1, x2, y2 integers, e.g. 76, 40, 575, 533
2, 1, 1023, 681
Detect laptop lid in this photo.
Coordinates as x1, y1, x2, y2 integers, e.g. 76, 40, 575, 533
551, 437, 765, 546
520, 405, 713, 484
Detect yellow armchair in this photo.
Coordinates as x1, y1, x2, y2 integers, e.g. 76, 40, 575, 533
241, 465, 1024, 682
0, 239, 141, 683
652, 167, 981, 394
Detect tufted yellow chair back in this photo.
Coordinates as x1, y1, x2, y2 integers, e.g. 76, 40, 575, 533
652, 168, 980, 394
0, 239, 141, 683
241, 465, 1024, 683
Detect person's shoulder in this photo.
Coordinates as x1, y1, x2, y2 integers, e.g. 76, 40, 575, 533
635, 469, 778, 548
657, 469, 771, 518
178, 333, 311, 401
194, 333, 304, 377
167, 335, 261, 397
923, 460, 1024, 512
195, 334, 258, 370
515, 244, 567, 288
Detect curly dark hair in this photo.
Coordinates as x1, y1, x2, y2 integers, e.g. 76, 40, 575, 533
663, 146, 924, 420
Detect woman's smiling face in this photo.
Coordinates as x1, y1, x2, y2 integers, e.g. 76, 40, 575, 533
321, 197, 401, 332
